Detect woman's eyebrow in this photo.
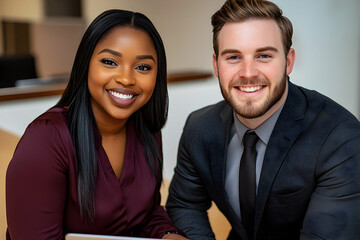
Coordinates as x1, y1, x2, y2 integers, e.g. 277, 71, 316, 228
97, 49, 155, 63
136, 55, 156, 63
97, 48, 122, 57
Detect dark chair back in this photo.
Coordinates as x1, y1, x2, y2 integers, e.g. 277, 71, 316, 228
0, 54, 37, 88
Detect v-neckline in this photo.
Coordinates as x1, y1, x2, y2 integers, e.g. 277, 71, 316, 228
98, 122, 132, 185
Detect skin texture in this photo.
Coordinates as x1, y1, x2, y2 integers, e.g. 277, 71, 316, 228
213, 19, 295, 129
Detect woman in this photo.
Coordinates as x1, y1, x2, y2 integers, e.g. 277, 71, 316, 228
6, 9, 187, 240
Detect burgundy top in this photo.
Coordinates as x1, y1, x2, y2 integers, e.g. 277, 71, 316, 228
6, 107, 180, 239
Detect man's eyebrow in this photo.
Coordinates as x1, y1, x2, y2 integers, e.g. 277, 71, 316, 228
97, 48, 122, 57
220, 49, 241, 56
256, 46, 278, 53
220, 47, 279, 56
136, 55, 156, 63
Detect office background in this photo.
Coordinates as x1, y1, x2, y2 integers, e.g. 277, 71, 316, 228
0, 0, 359, 180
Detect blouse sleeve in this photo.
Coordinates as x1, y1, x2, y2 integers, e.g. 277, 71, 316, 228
6, 118, 70, 240
138, 201, 185, 238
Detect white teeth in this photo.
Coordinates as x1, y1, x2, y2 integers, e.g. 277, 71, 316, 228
108, 90, 133, 100
239, 86, 262, 93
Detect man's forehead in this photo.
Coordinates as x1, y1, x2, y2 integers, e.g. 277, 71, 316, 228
217, 19, 283, 52
220, 18, 280, 33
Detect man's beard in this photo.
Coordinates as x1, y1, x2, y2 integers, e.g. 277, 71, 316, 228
219, 70, 287, 119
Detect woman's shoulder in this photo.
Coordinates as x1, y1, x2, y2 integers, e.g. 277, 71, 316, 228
12, 107, 75, 170
24, 107, 72, 147
36, 106, 67, 122
29, 106, 67, 129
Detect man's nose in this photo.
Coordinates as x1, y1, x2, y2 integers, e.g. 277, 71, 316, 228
238, 59, 260, 79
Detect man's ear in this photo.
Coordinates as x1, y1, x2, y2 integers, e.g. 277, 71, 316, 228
213, 53, 219, 78
286, 48, 295, 75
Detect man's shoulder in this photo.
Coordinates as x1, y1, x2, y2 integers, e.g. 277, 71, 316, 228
286, 83, 360, 141
294, 83, 358, 123
179, 101, 233, 145
286, 82, 356, 123
181, 100, 232, 147
186, 100, 231, 125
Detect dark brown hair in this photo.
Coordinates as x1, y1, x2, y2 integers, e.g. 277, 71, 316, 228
211, 0, 293, 57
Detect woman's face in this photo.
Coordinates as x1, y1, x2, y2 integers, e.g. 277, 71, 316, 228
88, 26, 157, 126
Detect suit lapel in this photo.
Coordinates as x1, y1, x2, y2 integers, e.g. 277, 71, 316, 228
210, 103, 248, 238
207, 103, 232, 198
212, 103, 233, 186
254, 82, 307, 235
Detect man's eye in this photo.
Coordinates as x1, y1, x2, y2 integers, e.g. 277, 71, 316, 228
101, 59, 117, 66
227, 56, 239, 60
135, 64, 151, 71
259, 54, 271, 59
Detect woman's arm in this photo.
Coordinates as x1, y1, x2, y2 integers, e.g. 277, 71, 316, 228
6, 119, 69, 240
138, 204, 187, 239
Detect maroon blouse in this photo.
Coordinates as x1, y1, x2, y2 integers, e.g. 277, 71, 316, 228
6, 107, 180, 239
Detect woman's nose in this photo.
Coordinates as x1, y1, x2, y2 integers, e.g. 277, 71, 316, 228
114, 66, 135, 86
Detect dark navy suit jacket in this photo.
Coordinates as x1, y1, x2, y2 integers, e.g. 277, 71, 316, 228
166, 81, 360, 240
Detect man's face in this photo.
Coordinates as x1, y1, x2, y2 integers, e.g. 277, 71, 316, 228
213, 19, 295, 127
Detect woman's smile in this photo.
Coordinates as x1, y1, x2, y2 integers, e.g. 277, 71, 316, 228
107, 88, 138, 107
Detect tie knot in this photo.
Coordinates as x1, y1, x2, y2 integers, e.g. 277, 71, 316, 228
243, 131, 258, 148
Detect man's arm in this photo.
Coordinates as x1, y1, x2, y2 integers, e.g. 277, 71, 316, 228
166, 129, 215, 240
300, 119, 360, 239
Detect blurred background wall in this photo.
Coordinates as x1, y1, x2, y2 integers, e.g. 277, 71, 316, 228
0, 0, 359, 179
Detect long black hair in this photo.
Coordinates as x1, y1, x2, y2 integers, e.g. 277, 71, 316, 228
55, 9, 168, 220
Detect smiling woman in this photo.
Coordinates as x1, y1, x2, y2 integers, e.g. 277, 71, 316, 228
88, 27, 158, 126
5, 9, 187, 240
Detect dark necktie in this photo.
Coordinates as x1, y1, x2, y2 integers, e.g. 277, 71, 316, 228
239, 131, 259, 240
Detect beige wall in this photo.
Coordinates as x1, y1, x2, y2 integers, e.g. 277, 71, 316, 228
31, 19, 85, 77
0, 0, 84, 77
82, 0, 223, 73
0, 0, 43, 21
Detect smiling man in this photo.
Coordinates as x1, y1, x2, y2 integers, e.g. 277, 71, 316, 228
166, 0, 360, 239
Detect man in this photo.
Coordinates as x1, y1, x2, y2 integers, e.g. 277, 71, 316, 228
166, 0, 360, 239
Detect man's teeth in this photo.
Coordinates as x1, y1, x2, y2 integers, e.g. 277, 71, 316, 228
109, 90, 133, 100
239, 86, 262, 93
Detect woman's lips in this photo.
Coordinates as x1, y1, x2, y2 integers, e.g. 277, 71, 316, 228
106, 88, 138, 107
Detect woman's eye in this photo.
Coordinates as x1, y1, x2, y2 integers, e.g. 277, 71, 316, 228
101, 59, 117, 66
135, 64, 151, 71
